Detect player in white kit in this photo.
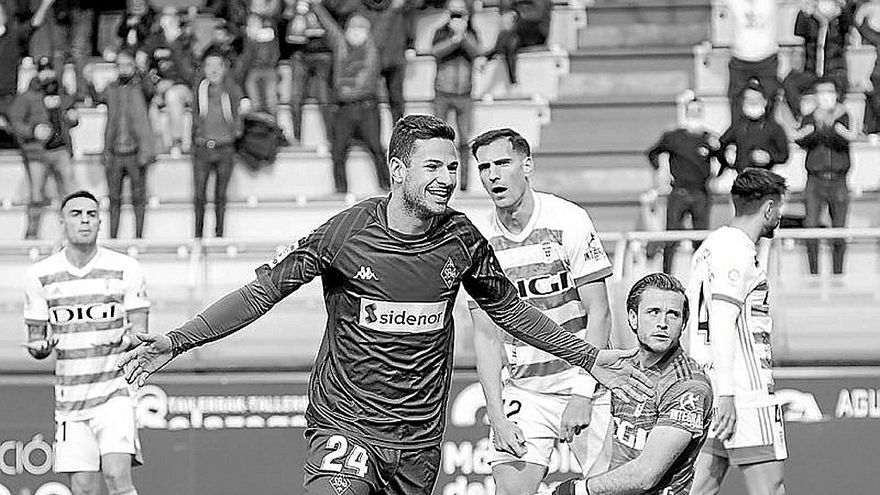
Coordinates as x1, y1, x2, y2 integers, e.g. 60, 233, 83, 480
24, 191, 148, 495
685, 169, 788, 495
469, 129, 615, 494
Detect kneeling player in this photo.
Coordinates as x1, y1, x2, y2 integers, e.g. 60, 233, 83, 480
553, 273, 713, 495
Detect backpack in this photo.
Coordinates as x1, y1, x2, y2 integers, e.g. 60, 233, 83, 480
236, 112, 286, 172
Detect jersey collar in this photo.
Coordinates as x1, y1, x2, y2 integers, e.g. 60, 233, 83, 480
492, 190, 542, 243
62, 246, 102, 277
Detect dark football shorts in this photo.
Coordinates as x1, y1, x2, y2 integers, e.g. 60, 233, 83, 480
302, 428, 441, 495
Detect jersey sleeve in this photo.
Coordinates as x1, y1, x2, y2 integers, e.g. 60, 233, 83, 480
562, 208, 612, 287
706, 245, 752, 307
656, 379, 713, 436
23, 267, 48, 326
123, 258, 150, 312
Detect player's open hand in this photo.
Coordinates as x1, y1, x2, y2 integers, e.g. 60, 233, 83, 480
560, 395, 592, 443
22, 336, 59, 358
117, 333, 174, 387
591, 348, 653, 403
492, 418, 527, 458
711, 395, 737, 442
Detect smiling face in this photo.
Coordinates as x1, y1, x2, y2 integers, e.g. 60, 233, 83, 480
476, 139, 532, 210
629, 288, 686, 355
396, 138, 459, 219
60, 196, 101, 247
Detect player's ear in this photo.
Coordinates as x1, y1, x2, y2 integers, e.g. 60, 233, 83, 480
762, 198, 775, 219
627, 308, 638, 333
389, 156, 407, 184
522, 156, 534, 179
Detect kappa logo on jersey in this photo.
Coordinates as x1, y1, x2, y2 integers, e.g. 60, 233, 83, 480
354, 266, 378, 281
359, 299, 447, 333
515, 271, 570, 298
50, 302, 123, 324
440, 257, 458, 289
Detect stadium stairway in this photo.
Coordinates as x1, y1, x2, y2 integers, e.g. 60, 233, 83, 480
531, 0, 712, 199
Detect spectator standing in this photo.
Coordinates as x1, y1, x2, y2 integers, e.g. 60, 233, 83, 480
646, 99, 726, 274
97, 50, 156, 239
363, 0, 410, 125
314, 1, 390, 194
720, 80, 790, 173
855, 3, 880, 133
10, 57, 79, 239
432, 0, 479, 191
172, 41, 250, 238
116, 0, 156, 54
48, 0, 97, 103
0, 0, 53, 145
793, 78, 856, 275
717, 0, 781, 125
142, 7, 193, 156
283, 0, 334, 147
481, 0, 552, 96
241, 0, 282, 115
783, 0, 853, 122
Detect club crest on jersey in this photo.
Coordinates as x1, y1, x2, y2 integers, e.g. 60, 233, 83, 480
330, 474, 350, 495
441, 257, 458, 289
541, 242, 553, 259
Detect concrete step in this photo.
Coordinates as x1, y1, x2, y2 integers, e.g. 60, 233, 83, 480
558, 71, 690, 98
578, 23, 708, 49
569, 46, 695, 75
711, 0, 801, 47
539, 96, 679, 151
585, 1, 710, 26
694, 44, 877, 97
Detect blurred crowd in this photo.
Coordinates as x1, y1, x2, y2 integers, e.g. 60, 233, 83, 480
0, 0, 553, 239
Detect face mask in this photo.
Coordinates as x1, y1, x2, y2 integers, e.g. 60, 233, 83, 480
743, 103, 765, 120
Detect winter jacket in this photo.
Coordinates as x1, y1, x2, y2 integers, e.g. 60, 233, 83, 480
720, 115, 790, 172
431, 23, 480, 96
9, 79, 78, 154
99, 73, 156, 166
796, 108, 852, 177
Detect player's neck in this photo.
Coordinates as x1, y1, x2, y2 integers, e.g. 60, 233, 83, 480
386, 195, 433, 235
729, 218, 761, 245
64, 243, 98, 269
496, 188, 535, 235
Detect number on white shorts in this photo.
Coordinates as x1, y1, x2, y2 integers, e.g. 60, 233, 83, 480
319, 435, 369, 478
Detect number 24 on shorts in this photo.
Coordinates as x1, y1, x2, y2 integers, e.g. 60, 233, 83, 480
320, 435, 369, 478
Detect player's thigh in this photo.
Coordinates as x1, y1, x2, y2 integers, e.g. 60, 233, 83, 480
689, 450, 730, 495
91, 397, 138, 458
740, 460, 785, 495
492, 461, 549, 495
383, 445, 442, 495
303, 429, 385, 494
55, 420, 101, 474
69, 471, 102, 495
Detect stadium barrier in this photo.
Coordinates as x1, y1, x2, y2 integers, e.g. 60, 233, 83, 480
1, 367, 878, 495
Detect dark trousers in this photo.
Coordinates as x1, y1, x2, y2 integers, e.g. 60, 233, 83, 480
804, 176, 849, 274
290, 51, 335, 143
105, 153, 147, 239
331, 99, 390, 194
381, 63, 406, 125
433, 92, 473, 190
193, 143, 235, 238
49, 6, 95, 100
783, 68, 848, 120
23, 148, 72, 239
728, 54, 780, 125
664, 187, 710, 274
490, 21, 547, 84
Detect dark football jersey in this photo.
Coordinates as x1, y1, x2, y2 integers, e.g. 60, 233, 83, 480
256, 197, 588, 449
609, 346, 713, 495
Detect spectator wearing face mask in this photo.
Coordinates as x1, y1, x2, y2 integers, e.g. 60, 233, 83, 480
9, 56, 79, 239
793, 77, 856, 275
783, 0, 853, 122
646, 98, 726, 274
313, 0, 390, 194
431, 0, 479, 191
720, 79, 790, 173
95, 49, 156, 239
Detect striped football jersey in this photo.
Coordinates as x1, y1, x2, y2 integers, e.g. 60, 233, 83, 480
473, 192, 613, 396
24, 247, 149, 422
687, 226, 775, 404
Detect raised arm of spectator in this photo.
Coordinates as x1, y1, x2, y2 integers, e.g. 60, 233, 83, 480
431, 26, 462, 59
313, 2, 345, 52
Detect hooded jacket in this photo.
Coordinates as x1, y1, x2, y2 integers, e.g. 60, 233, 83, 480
795, 106, 851, 177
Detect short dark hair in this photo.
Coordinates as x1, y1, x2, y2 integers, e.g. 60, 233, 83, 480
388, 114, 456, 166
731, 168, 788, 215
470, 128, 531, 159
812, 75, 839, 93
60, 190, 99, 211
202, 46, 229, 64
626, 272, 690, 324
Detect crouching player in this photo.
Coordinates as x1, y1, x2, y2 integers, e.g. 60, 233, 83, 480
552, 273, 713, 495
